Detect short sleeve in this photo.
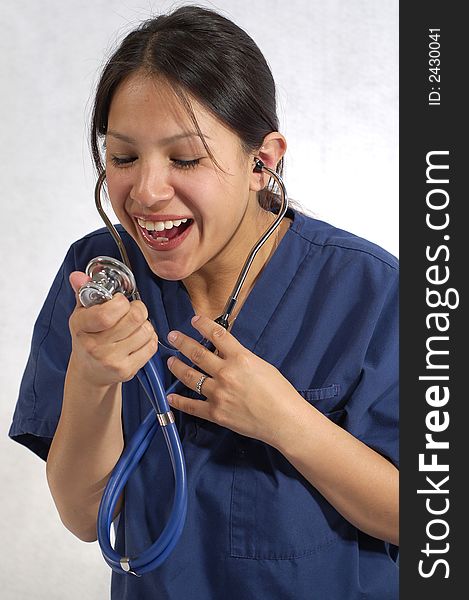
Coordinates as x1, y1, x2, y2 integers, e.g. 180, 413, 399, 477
343, 268, 399, 468
8, 248, 77, 460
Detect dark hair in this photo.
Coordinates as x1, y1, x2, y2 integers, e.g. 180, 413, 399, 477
90, 4, 284, 211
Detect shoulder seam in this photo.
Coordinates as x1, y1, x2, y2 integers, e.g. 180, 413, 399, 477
80, 227, 116, 241
290, 227, 398, 271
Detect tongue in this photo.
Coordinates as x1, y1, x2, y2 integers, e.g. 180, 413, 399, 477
162, 225, 181, 240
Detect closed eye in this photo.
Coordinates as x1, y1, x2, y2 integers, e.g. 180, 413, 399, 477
110, 155, 136, 167
170, 158, 200, 170
109, 156, 201, 169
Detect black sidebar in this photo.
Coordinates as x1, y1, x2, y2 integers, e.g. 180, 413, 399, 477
400, 2, 466, 598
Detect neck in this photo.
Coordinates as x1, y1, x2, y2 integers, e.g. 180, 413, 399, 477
182, 208, 282, 321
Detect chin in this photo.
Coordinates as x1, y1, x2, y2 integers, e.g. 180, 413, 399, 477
144, 256, 194, 282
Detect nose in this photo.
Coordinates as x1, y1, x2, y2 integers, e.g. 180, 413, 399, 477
131, 162, 175, 208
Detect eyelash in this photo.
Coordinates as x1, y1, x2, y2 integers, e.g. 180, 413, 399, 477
109, 156, 201, 170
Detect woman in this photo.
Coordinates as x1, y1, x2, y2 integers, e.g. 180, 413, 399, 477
9, 5, 399, 599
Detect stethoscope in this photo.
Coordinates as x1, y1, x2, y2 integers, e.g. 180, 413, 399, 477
78, 158, 288, 576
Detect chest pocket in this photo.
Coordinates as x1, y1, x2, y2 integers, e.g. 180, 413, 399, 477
230, 384, 348, 560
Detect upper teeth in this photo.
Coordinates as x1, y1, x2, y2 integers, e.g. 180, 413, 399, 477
137, 218, 188, 231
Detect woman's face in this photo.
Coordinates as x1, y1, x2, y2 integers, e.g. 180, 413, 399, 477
105, 72, 261, 282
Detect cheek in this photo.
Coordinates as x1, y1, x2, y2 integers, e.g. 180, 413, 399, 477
106, 176, 131, 216
198, 171, 247, 214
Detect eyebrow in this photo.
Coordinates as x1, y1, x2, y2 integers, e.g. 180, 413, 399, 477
106, 130, 210, 145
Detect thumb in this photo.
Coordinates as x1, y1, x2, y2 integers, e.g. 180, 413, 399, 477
69, 271, 92, 306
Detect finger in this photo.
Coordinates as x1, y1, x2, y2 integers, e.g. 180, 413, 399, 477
167, 329, 222, 375
122, 319, 157, 356
71, 293, 131, 334
190, 315, 242, 355
167, 356, 213, 396
99, 300, 150, 343
69, 271, 92, 307
112, 335, 159, 383
167, 393, 213, 421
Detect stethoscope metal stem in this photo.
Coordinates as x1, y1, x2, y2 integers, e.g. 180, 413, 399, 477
94, 171, 141, 301
216, 162, 288, 328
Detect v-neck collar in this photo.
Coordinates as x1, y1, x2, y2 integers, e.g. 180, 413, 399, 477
159, 208, 309, 353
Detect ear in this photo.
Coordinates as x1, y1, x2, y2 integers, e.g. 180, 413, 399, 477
249, 132, 287, 192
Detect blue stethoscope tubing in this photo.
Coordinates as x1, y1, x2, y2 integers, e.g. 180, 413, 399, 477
97, 354, 186, 575
91, 158, 288, 576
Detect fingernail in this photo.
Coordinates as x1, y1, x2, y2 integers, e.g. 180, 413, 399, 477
167, 331, 178, 343
191, 315, 201, 324
167, 356, 175, 368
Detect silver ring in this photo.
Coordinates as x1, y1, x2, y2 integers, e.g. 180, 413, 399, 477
195, 374, 208, 395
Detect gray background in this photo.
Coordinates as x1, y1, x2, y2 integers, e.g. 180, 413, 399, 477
0, 1, 398, 597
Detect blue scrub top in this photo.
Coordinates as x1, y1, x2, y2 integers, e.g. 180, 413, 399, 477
9, 208, 399, 599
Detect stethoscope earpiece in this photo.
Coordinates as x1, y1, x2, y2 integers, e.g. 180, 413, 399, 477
253, 157, 265, 173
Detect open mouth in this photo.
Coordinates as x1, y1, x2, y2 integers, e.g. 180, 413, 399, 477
136, 217, 194, 244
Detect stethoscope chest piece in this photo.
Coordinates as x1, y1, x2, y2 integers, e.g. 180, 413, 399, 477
79, 256, 137, 307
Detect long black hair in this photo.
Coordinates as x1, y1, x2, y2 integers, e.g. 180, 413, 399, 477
90, 5, 284, 210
